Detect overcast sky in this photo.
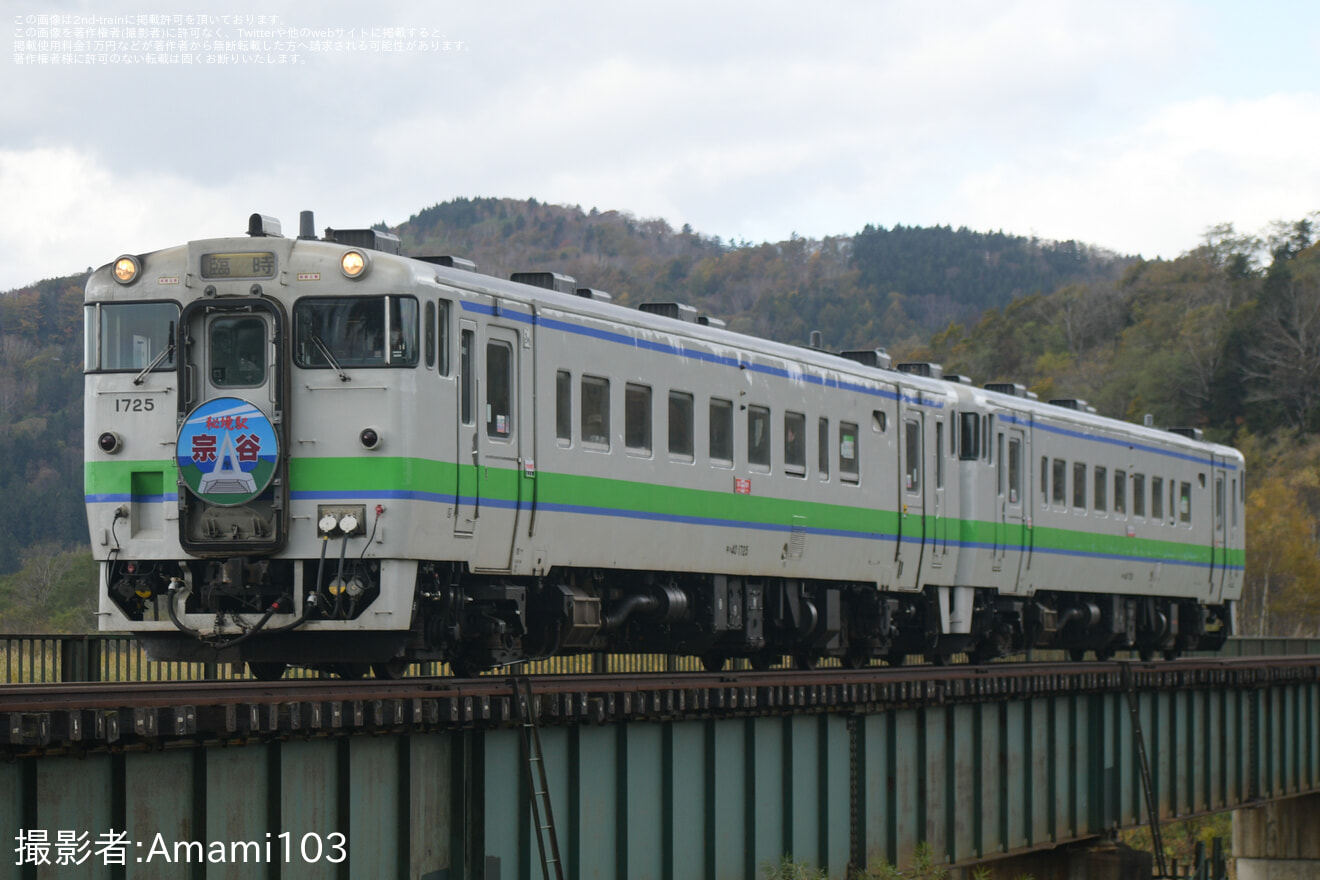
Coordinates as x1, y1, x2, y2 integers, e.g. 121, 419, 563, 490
2, 0, 1318, 291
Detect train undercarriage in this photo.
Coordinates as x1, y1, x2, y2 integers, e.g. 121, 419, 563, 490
110, 555, 1233, 679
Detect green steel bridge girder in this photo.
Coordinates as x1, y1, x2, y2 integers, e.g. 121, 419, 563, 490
3, 679, 1318, 880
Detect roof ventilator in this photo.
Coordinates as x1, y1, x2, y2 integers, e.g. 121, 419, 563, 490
896, 362, 944, 380
1168, 427, 1205, 441
248, 213, 283, 237
985, 382, 1030, 397
839, 348, 893, 369
418, 255, 477, 272
512, 271, 577, 294
639, 302, 698, 323
1049, 398, 1097, 414
575, 287, 613, 303
324, 227, 401, 255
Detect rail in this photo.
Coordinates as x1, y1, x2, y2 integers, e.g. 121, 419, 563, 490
1, 633, 1315, 684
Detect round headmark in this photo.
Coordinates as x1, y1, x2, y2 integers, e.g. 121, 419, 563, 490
176, 397, 279, 506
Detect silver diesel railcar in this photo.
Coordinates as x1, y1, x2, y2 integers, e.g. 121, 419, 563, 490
84, 213, 1243, 677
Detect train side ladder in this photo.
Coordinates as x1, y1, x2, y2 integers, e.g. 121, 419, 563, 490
513, 677, 564, 880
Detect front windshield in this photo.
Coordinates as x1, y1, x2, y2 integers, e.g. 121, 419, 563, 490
293, 296, 418, 368
89, 302, 178, 372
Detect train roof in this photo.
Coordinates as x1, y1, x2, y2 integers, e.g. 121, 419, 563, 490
90, 214, 1241, 467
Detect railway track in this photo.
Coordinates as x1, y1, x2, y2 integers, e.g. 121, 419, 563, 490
2, 654, 1317, 756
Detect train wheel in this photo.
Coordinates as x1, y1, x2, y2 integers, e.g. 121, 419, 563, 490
1163, 649, 1180, 661
1068, 648, 1086, 662
700, 653, 726, 672
841, 651, 870, 670
247, 662, 286, 681
1095, 645, 1114, 662
372, 658, 410, 680
448, 657, 477, 678
793, 653, 817, 671
748, 653, 775, 672
885, 651, 906, 667
1138, 647, 1156, 662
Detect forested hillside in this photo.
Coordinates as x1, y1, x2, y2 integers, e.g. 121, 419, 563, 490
397, 197, 1126, 349
1, 199, 1317, 636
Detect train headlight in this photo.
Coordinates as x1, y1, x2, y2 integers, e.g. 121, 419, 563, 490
359, 428, 380, 449
113, 255, 140, 285
340, 250, 368, 279
98, 431, 122, 454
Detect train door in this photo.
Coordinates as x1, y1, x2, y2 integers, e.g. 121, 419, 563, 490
454, 319, 478, 536
176, 298, 287, 554
931, 417, 948, 565
1210, 457, 1229, 597
472, 324, 523, 571
894, 408, 925, 590
995, 423, 1027, 586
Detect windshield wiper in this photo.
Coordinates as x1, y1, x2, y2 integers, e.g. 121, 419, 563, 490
311, 334, 350, 382
133, 328, 175, 386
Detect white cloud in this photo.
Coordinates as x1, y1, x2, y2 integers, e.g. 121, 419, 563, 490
0, 0, 1311, 287
957, 94, 1320, 256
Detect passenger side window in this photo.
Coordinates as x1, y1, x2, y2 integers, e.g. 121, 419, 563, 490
556, 370, 571, 444
1151, 476, 1164, 521
1094, 466, 1107, 513
1073, 462, 1086, 509
1180, 482, 1192, 524
710, 398, 733, 465
1052, 459, 1066, 506
840, 422, 859, 484
1041, 456, 1049, 505
625, 384, 652, 454
784, 411, 806, 477
668, 391, 694, 460
1133, 473, 1146, 517
1114, 469, 1126, 515
581, 376, 610, 448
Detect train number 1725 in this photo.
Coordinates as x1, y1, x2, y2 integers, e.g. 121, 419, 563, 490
115, 398, 155, 412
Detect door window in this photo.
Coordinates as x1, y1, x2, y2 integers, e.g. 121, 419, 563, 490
208, 315, 265, 387
485, 341, 513, 439
904, 421, 920, 492
1008, 438, 1020, 503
